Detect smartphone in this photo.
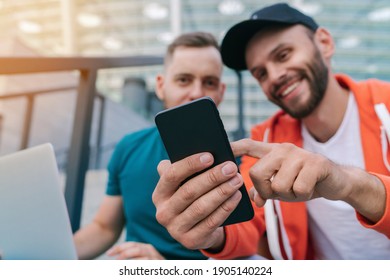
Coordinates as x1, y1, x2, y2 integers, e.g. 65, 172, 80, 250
155, 97, 254, 226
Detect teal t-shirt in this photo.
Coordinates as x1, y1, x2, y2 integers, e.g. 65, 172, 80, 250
106, 126, 207, 260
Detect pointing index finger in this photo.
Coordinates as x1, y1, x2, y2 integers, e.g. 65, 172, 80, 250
231, 138, 272, 159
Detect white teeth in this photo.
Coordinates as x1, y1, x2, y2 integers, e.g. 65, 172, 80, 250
281, 82, 299, 97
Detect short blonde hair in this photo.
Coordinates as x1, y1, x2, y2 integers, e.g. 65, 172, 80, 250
165, 32, 219, 66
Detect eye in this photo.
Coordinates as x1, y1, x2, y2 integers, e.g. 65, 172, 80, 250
253, 69, 267, 82
176, 76, 191, 86
203, 78, 219, 89
277, 49, 290, 62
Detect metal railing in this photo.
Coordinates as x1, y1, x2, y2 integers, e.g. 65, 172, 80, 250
0, 88, 109, 170
0, 56, 163, 232
0, 86, 77, 151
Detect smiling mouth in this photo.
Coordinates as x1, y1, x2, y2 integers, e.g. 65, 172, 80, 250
279, 81, 300, 98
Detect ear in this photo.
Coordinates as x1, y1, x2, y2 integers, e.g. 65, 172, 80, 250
155, 74, 165, 101
314, 27, 335, 60
214, 83, 226, 106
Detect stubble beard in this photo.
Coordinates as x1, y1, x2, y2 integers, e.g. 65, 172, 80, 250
272, 47, 329, 119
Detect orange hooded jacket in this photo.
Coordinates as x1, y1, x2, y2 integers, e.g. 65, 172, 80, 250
203, 74, 390, 260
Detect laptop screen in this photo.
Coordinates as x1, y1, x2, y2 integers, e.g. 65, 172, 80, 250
0, 143, 77, 260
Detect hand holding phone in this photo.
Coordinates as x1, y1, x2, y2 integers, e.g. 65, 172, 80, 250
155, 97, 254, 226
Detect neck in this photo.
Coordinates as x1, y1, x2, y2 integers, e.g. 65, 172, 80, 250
302, 75, 350, 143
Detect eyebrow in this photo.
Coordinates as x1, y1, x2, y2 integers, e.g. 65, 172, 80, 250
269, 43, 289, 57
249, 43, 290, 74
173, 73, 220, 80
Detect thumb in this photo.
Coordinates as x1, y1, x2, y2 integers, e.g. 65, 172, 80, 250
249, 187, 266, 208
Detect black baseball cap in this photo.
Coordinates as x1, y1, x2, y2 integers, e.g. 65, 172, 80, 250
221, 3, 319, 70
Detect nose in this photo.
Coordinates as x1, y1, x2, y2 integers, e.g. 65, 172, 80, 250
188, 81, 204, 100
267, 64, 287, 86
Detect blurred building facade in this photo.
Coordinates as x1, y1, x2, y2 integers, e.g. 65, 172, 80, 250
1, 0, 390, 165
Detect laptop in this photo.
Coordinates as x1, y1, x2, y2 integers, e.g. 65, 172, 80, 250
0, 143, 78, 260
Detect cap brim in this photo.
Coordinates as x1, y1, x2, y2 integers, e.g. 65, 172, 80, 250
221, 19, 287, 70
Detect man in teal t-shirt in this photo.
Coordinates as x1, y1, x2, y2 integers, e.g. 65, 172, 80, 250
74, 32, 226, 259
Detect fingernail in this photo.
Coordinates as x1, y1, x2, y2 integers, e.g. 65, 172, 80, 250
200, 153, 212, 164
231, 190, 242, 201
222, 163, 236, 176
229, 175, 241, 187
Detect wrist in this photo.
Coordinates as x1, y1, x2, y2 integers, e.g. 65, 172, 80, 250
343, 168, 386, 223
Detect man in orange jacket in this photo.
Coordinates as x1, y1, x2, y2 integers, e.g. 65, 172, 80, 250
152, 3, 390, 259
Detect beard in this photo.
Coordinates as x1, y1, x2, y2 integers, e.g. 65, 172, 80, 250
270, 47, 329, 119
